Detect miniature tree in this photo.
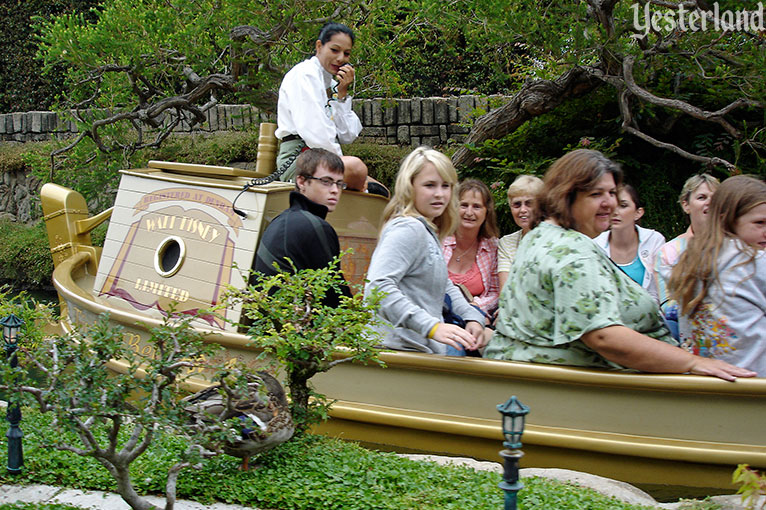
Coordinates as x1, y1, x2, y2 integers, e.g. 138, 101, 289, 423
225, 253, 384, 430
0, 301, 271, 510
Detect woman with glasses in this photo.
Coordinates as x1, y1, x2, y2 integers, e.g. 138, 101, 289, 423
275, 22, 384, 195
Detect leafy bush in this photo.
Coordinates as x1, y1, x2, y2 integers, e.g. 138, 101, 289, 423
0, 0, 99, 113
733, 464, 766, 510
227, 253, 383, 430
343, 141, 412, 189
0, 220, 53, 289
458, 88, 757, 241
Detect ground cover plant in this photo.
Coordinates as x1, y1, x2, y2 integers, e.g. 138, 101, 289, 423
0, 409, 672, 510
0, 505, 81, 510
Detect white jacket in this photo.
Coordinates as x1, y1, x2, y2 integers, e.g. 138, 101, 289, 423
594, 225, 666, 304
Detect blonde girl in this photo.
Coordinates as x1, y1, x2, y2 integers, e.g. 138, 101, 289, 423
364, 147, 485, 355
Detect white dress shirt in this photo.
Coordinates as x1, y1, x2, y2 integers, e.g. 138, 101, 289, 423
275, 56, 362, 155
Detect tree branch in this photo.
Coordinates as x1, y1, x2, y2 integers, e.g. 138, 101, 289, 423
452, 66, 602, 169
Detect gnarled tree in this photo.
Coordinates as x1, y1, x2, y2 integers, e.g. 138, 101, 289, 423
451, 0, 765, 171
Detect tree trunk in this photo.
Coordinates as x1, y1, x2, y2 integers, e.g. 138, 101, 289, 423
109, 461, 158, 510
451, 66, 602, 169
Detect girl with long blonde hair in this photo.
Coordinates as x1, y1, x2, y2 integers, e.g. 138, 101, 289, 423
365, 147, 485, 355
669, 175, 766, 373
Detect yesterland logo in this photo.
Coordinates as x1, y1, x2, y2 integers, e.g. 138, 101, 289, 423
631, 2, 765, 39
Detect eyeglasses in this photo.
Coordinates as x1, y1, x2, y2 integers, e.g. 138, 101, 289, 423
306, 176, 348, 189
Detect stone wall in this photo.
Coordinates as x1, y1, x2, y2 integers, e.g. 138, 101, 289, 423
0, 95, 510, 147
0, 95, 511, 222
0, 167, 41, 223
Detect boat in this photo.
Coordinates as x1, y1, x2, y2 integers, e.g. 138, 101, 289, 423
40, 123, 766, 493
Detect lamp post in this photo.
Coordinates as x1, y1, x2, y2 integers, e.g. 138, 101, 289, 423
497, 396, 529, 510
2, 313, 25, 475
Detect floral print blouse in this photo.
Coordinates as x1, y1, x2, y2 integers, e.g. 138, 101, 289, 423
485, 222, 676, 368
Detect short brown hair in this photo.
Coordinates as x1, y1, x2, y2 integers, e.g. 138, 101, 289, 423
457, 179, 499, 239
539, 149, 623, 230
295, 148, 344, 185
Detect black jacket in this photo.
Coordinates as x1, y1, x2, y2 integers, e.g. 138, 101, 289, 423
254, 191, 351, 307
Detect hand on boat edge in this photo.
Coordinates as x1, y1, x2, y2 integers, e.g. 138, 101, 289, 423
688, 357, 757, 381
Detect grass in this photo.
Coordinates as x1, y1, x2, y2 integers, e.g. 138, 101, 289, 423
0, 409, 673, 510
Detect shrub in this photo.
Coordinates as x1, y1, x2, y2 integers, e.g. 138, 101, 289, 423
0, 220, 53, 289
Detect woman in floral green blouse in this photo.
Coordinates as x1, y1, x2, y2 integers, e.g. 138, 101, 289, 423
484, 149, 756, 381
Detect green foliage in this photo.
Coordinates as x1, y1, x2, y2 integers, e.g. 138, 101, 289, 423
343, 141, 412, 189
144, 130, 262, 166
226, 252, 383, 430
0, 0, 99, 113
457, 88, 751, 240
0, 295, 274, 509
0, 221, 54, 289
1, 409, 661, 510
733, 464, 766, 510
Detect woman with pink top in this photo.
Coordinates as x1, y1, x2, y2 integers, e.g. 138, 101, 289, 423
442, 179, 500, 321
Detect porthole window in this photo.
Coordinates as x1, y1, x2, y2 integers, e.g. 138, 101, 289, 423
154, 236, 186, 277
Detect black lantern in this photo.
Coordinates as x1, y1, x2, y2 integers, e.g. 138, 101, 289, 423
2, 312, 25, 475
497, 395, 529, 449
497, 396, 529, 510
2, 313, 24, 348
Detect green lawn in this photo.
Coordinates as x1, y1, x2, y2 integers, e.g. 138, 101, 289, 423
0, 409, 689, 510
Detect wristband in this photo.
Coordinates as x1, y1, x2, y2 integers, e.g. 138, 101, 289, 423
427, 323, 439, 339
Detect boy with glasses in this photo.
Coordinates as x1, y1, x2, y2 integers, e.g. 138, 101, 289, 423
254, 149, 351, 306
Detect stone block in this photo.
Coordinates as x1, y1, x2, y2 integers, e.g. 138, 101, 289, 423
421, 98, 434, 125
410, 136, 420, 148
218, 105, 229, 130
411, 99, 421, 124
30, 112, 42, 133
383, 103, 397, 125
397, 125, 410, 145
475, 96, 488, 116
422, 136, 441, 147
12, 113, 24, 133
397, 99, 411, 124
458, 95, 475, 123
440, 124, 448, 142
43, 112, 58, 133
448, 124, 471, 135
362, 100, 372, 126
434, 98, 449, 124
0, 115, 7, 134
361, 126, 386, 138
371, 100, 383, 126
227, 105, 242, 129
410, 125, 439, 137
352, 101, 363, 120
449, 97, 458, 123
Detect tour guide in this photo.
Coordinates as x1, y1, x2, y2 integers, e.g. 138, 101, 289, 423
254, 148, 352, 307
